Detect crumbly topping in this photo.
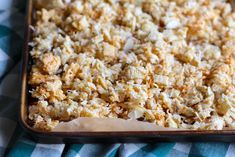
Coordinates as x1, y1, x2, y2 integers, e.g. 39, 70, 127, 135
29, 0, 235, 131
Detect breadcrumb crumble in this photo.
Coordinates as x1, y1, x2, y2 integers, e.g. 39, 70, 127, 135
29, 0, 235, 131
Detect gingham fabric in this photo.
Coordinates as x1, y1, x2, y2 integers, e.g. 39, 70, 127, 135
1, 0, 235, 157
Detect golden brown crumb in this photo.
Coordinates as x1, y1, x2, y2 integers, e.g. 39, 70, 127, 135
29, 0, 235, 130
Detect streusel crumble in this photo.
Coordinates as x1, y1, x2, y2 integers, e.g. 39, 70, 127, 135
29, 0, 235, 131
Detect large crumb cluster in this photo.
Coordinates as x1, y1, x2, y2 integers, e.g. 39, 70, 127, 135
29, 0, 235, 131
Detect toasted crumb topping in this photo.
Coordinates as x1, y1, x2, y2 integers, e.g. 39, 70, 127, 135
29, 0, 235, 131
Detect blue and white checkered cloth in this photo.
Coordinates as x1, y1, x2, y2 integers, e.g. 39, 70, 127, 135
1, 0, 235, 157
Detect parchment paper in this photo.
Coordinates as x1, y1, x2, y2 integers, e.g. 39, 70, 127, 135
53, 118, 184, 132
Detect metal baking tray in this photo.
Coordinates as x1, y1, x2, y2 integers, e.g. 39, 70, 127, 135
20, 0, 235, 143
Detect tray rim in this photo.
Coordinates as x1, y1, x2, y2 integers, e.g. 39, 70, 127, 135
20, 0, 235, 141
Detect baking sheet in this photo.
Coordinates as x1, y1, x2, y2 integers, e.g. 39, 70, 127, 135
27, 0, 235, 134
